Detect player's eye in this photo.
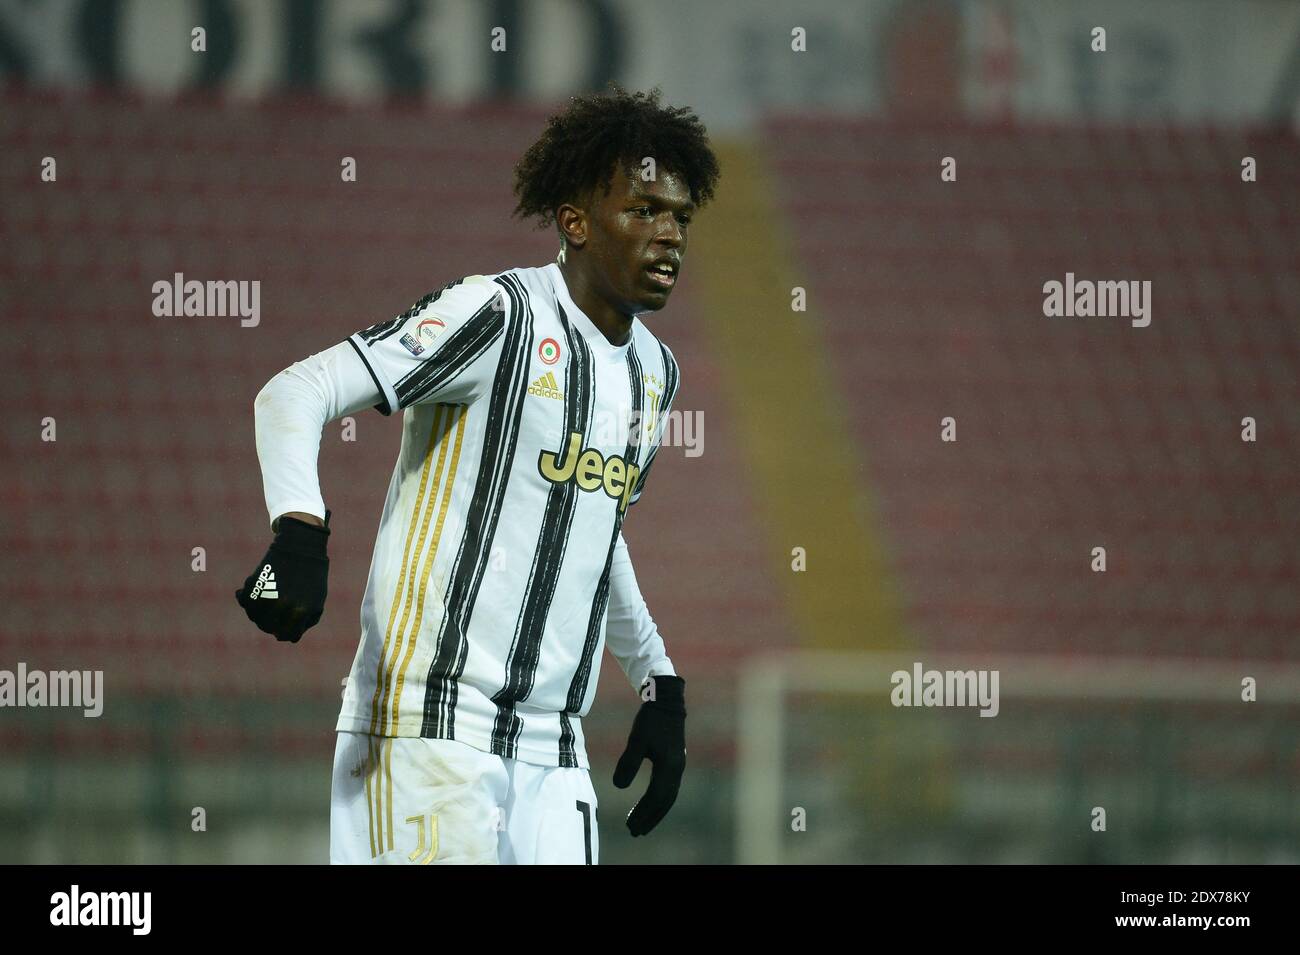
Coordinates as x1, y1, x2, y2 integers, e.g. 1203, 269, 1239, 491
634, 206, 653, 216
676, 214, 692, 226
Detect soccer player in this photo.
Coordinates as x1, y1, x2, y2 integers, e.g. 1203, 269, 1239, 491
235, 86, 720, 864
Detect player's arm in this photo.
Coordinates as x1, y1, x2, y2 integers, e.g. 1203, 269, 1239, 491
255, 341, 383, 532
233, 339, 386, 643
608, 341, 682, 686
255, 274, 508, 530
235, 275, 511, 643
605, 532, 677, 691
607, 346, 686, 836
608, 532, 686, 837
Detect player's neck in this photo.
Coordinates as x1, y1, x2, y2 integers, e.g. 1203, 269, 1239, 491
557, 260, 634, 347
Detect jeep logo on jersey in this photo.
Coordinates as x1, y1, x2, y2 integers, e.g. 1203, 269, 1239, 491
538, 431, 641, 513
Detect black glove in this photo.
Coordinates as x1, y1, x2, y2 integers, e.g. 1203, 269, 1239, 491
613, 674, 686, 836
235, 511, 331, 643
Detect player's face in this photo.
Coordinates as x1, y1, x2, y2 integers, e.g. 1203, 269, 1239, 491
588, 168, 695, 316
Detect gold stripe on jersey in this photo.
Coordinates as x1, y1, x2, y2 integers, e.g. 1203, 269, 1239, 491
370, 405, 452, 735
374, 737, 384, 855
384, 737, 395, 852
365, 738, 377, 858
391, 405, 468, 731
378, 405, 464, 734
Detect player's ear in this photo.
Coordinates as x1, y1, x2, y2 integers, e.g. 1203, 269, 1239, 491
556, 204, 588, 250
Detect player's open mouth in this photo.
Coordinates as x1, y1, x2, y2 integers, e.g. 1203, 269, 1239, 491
645, 263, 677, 289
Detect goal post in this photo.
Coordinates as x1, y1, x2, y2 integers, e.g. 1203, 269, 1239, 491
736, 651, 1300, 864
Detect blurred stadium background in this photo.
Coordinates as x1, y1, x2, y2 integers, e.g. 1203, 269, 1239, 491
2, 0, 1298, 864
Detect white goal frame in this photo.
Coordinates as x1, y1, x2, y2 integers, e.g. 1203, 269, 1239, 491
735, 651, 1300, 865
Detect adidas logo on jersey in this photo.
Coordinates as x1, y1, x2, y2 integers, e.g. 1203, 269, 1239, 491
249, 564, 278, 600
527, 371, 564, 401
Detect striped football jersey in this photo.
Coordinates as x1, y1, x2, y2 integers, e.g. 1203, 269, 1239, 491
336, 263, 680, 768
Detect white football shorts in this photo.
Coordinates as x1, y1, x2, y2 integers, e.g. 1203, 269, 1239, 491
329, 731, 599, 865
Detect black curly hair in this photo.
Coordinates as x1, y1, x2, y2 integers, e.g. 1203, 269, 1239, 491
512, 84, 720, 231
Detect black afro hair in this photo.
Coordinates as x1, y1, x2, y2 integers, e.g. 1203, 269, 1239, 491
512, 83, 721, 230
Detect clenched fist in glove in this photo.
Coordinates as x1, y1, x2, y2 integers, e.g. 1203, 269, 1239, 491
235, 511, 331, 643
614, 674, 686, 836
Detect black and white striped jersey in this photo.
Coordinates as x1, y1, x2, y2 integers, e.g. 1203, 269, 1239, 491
335, 263, 680, 768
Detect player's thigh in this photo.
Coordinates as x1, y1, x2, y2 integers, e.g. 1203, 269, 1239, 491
507, 762, 599, 865
330, 732, 507, 865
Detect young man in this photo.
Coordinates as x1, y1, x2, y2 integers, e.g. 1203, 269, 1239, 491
235, 86, 720, 864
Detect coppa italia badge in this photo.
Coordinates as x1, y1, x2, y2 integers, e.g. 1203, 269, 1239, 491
538, 338, 561, 365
